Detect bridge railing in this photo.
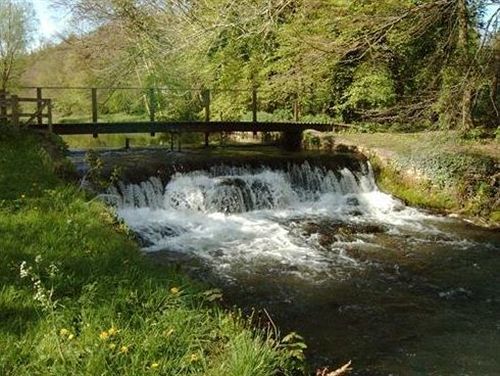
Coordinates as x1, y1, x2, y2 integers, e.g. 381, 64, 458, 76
16, 86, 310, 126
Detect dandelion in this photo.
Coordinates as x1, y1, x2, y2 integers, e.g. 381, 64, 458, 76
170, 287, 180, 295
150, 362, 159, 369
108, 325, 119, 336
68, 334, 75, 340
120, 345, 129, 354
99, 331, 110, 340
189, 354, 199, 363
59, 328, 70, 337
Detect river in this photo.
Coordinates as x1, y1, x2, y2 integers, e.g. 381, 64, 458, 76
92, 149, 499, 375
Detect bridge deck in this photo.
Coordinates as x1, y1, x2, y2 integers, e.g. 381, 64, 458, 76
29, 121, 335, 135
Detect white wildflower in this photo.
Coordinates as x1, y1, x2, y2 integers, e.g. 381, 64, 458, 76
33, 280, 48, 307
19, 261, 31, 279
48, 264, 59, 279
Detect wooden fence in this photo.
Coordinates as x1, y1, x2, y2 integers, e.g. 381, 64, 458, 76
0, 89, 53, 131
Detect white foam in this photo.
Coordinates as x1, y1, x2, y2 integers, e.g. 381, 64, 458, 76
107, 162, 461, 280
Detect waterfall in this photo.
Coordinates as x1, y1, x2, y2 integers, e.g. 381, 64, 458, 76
106, 161, 378, 213
104, 160, 433, 280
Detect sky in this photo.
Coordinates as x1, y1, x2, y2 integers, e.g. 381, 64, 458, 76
32, 0, 499, 43
31, 0, 70, 43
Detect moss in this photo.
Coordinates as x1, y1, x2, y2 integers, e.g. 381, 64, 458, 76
371, 157, 456, 212
490, 211, 500, 223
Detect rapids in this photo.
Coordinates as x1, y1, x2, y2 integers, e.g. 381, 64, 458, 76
103, 160, 500, 375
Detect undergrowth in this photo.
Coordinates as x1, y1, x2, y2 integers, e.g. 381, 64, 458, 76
0, 128, 304, 375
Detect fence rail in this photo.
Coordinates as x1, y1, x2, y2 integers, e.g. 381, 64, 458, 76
0, 90, 53, 130
15, 86, 306, 128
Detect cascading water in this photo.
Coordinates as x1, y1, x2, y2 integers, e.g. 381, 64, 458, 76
105, 161, 442, 281
102, 158, 500, 375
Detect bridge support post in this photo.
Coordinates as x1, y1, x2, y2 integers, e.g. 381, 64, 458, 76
203, 89, 210, 147
149, 88, 156, 137
36, 88, 43, 126
281, 130, 303, 152
47, 99, 53, 133
293, 95, 300, 122
252, 87, 258, 137
91, 88, 98, 138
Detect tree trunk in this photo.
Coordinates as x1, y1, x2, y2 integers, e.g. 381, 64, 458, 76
491, 38, 500, 120
458, 0, 474, 130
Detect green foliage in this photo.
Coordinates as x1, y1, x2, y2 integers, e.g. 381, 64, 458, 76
394, 151, 496, 190
0, 0, 36, 89
17, 0, 499, 132
342, 63, 396, 112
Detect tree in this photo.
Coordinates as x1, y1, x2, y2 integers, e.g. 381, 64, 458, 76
0, 0, 35, 90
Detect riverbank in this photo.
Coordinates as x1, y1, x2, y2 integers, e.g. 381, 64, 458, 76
0, 129, 302, 375
323, 131, 499, 227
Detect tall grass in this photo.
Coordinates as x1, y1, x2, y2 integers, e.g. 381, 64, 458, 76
0, 129, 303, 375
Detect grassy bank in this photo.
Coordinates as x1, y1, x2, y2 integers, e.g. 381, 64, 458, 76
0, 129, 302, 375
330, 131, 499, 226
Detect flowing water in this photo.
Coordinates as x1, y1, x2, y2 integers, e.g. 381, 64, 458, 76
104, 159, 500, 375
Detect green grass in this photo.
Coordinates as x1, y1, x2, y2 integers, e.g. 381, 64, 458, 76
0, 128, 302, 375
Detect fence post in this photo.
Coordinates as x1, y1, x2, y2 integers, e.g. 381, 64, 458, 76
47, 99, 53, 133
149, 88, 156, 137
203, 89, 210, 147
36, 88, 43, 125
91, 88, 98, 138
0, 90, 6, 126
293, 99, 300, 122
11, 95, 19, 127
252, 87, 258, 136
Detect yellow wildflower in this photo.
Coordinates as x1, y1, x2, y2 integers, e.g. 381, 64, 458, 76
190, 353, 199, 363
99, 331, 109, 340
108, 325, 119, 336
59, 328, 69, 337
120, 345, 129, 354
170, 287, 180, 294
68, 334, 75, 340
150, 362, 159, 369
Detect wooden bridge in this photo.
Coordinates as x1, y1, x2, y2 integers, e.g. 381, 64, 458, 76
1, 87, 340, 150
